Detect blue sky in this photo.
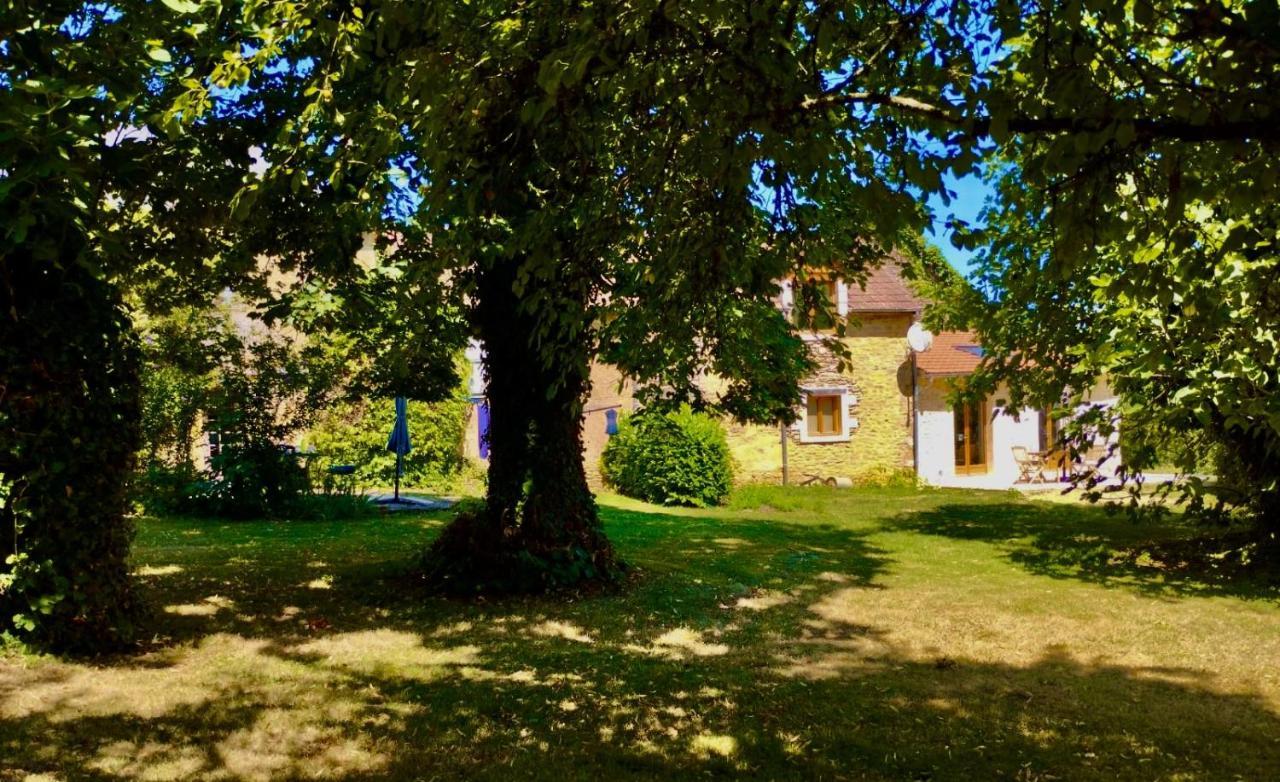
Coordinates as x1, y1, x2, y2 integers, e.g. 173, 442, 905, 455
926, 172, 992, 277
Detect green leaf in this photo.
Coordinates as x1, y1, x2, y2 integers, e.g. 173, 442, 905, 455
161, 0, 202, 13
148, 48, 173, 63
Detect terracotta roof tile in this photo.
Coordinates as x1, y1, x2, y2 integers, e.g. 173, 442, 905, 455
846, 258, 926, 313
916, 330, 983, 376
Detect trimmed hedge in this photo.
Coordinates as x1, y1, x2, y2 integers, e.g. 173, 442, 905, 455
601, 405, 733, 507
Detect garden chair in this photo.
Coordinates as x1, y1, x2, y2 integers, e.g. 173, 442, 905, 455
1012, 446, 1047, 484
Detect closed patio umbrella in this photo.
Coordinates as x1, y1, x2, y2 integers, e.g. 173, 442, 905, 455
386, 396, 412, 501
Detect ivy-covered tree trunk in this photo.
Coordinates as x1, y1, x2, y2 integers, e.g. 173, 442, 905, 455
0, 249, 143, 652
422, 262, 621, 594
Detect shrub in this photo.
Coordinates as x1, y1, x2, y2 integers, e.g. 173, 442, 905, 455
134, 462, 203, 516
851, 465, 919, 489
601, 405, 734, 507
187, 444, 313, 519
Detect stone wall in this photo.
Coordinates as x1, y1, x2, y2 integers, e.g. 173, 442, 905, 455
467, 316, 914, 491
724, 313, 916, 484
836, 313, 915, 472
581, 362, 632, 490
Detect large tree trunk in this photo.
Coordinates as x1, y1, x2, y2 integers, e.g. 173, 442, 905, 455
0, 246, 143, 652
1218, 426, 1280, 534
421, 262, 621, 594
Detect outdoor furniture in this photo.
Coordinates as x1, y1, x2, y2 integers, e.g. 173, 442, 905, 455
1012, 446, 1048, 484
324, 464, 357, 497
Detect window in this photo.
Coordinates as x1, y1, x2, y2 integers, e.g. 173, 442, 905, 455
793, 278, 839, 331
807, 394, 843, 437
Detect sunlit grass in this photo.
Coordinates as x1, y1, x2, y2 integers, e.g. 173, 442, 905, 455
2, 486, 1278, 780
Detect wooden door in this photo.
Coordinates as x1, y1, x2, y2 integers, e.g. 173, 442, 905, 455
953, 400, 987, 474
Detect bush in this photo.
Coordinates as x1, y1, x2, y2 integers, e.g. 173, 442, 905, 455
186, 445, 313, 519
134, 462, 203, 516
851, 465, 919, 488
601, 405, 734, 507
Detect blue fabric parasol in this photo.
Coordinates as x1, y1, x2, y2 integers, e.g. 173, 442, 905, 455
386, 397, 412, 500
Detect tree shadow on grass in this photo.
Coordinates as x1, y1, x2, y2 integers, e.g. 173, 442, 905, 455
885, 501, 1280, 601
6, 607, 1279, 780
123, 504, 893, 653
4, 503, 1279, 780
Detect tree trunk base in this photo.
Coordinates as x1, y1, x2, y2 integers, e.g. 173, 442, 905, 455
420, 506, 626, 596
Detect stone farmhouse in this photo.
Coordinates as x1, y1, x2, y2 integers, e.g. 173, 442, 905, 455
463, 258, 1120, 491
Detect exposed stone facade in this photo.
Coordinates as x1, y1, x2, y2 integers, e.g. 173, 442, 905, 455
580, 363, 633, 490
723, 312, 915, 484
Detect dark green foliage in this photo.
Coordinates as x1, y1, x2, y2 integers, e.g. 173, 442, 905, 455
187, 446, 312, 520
602, 406, 734, 507
136, 307, 238, 471
187, 337, 343, 519
303, 377, 470, 493
1, 0, 276, 650
134, 463, 203, 517
925, 2, 1280, 528
133, 318, 348, 519
0, 257, 144, 652
132, 307, 239, 516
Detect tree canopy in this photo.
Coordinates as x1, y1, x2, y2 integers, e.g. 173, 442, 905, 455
175, 0, 1001, 590
1, 0, 258, 650
4, 0, 1277, 646
925, 0, 1279, 523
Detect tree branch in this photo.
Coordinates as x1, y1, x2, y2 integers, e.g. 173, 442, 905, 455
795, 91, 1280, 143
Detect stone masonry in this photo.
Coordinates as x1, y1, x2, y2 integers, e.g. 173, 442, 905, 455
725, 312, 916, 484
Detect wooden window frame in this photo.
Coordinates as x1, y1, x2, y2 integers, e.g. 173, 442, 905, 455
799, 388, 853, 444
808, 395, 842, 436
953, 399, 989, 475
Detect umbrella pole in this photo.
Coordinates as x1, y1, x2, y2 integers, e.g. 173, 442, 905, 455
394, 452, 402, 501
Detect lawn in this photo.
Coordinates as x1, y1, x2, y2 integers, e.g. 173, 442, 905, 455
2, 487, 1278, 781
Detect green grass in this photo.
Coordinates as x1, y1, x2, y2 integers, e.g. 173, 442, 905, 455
3, 486, 1278, 781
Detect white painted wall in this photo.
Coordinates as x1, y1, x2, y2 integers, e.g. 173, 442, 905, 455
914, 374, 1121, 489
916, 377, 1035, 488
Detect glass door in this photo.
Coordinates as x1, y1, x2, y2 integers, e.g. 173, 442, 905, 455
953, 400, 987, 474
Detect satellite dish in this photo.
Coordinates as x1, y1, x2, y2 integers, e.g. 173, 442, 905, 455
907, 322, 934, 353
